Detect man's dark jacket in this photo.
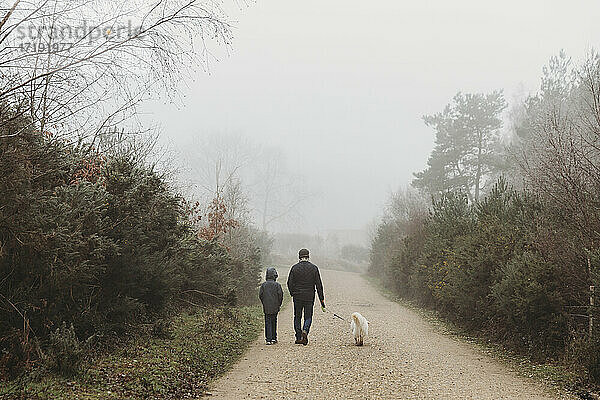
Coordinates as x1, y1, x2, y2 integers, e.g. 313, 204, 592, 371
259, 268, 284, 315
287, 260, 324, 304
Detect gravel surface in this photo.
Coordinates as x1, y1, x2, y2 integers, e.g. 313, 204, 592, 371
209, 269, 573, 399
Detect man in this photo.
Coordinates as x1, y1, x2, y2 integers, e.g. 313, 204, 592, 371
286, 248, 325, 345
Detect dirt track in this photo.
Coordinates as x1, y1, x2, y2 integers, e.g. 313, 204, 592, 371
209, 269, 573, 399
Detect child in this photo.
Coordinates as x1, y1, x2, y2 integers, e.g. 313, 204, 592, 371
259, 267, 284, 345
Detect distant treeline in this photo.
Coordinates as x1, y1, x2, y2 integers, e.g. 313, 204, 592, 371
271, 232, 369, 272
0, 107, 267, 378
370, 51, 600, 384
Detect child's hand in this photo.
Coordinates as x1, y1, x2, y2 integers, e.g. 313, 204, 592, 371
321, 305, 326, 313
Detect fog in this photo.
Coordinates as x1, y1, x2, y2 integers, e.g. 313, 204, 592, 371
143, 0, 599, 236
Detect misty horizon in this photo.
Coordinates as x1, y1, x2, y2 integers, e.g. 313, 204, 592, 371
140, 0, 599, 236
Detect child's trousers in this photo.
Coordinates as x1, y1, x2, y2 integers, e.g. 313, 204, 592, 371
264, 313, 278, 342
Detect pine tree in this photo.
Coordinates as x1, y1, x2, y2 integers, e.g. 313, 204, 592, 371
413, 91, 507, 201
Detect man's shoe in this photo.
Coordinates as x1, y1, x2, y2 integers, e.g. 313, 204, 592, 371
266, 341, 272, 345
301, 331, 308, 346
271, 339, 278, 344
294, 338, 303, 344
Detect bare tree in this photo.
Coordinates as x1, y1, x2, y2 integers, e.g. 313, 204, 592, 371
385, 186, 428, 228
0, 0, 232, 140
252, 146, 310, 231
183, 133, 251, 208
513, 50, 600, 246
183, 134, 311, 232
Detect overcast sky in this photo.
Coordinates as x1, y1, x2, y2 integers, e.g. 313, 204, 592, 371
144, 0, 599, 235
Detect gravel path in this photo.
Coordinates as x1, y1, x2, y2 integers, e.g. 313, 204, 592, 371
209, 269, 573, 399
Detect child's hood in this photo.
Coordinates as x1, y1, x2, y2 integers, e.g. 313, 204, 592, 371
266, 267, 278, 281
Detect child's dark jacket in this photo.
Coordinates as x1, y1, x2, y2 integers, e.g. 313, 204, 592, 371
259, 268, 283, 315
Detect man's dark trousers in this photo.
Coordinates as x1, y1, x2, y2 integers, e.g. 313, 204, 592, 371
264, 313, 278, 342
293, 298, 314, 340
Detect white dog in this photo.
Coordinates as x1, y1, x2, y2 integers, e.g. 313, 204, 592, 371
350, 312, 368, 346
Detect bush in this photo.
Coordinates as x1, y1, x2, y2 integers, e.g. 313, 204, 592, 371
44, 323, 84, 376
0, 108, 262, 378
569, 334, 600, 383
490, 251, 568, 358
418, 190, 474, 309
369, 178, 591, 377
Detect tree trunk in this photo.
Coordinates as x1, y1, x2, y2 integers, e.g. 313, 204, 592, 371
262, 189, 269, 231
474, 131, 483, 202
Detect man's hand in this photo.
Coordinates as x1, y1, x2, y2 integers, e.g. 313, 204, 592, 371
321, 301, 326, 312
